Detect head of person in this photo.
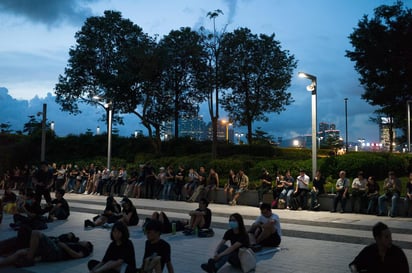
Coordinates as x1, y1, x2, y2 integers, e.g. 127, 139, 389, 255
110, 221, 130, 244
78, 241, 94, 257
145, 219, 162, 242
106, 196, 115, 206
228, 213, 247, 234
259, 203, 272, 218
315, 170, 321, 177
121, 197, 134, 210
373, 222, 392, 249
199, 198, 209, 209
388, 171, 395, 179
262, 168, 268, 175
238, 170, 244, 176
339, 170, 346, 178
299, 169, 305, 176
357, 171, 364, 179
159, 167, 165, 173
367, 176, 376, 184
55, 189, 65, 199
40, 161, 49, 172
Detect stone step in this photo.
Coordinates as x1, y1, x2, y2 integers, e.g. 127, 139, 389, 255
65, 193, 412, 250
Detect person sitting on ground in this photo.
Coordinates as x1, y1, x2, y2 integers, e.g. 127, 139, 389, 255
84, 196, 122, 228
48, 188, 70, 221
10, 188, 47, 231
331, 170, 350, 213
310, 170, 325, 210
200, 213, 249, 273
184, 198, 212, 234
119, 197, 139, 226
138, 220, 174, 273
350, 171, 367, 213
229, 170, 249, 206
349, 222, 409, 273
88, 221, 136, 273
1, 185, 17, 212
0, 229, 93, 268
148, 211, 187, 234
248, 203, 282, 251
378, 171, 402, 217
257, 168, 273, 206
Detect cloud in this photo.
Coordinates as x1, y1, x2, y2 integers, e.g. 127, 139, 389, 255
0, 0, 96, 26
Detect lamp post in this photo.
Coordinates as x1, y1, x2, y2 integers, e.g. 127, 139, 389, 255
221, 119, 232, 143
298, 72, 317, 179
40, 103, 47, 162
344, 98, 349, 153
96, 126, 100, 135
408, 100, 412, 152
93, 96, 112, 170
235, 132, 244, 144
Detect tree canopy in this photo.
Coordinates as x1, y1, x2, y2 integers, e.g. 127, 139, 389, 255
219, 28, 296, 144
346, 1, 412, 149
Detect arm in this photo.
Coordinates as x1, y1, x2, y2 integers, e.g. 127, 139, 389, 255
166, 261, 175, 273
214, 241, 242, 261
58, 242, 85, 259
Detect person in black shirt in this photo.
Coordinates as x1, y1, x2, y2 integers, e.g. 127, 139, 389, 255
10, 189, 46, 231
32, 161, 53, 207
88, 221, 136, 273
310, 170, 325, 210
140, 220, 174, 273
48, 189, 70, 221
201, 213, 249, 273
349, 222, 409, 273
184, 198, 212, 234
0, 230, 92, 267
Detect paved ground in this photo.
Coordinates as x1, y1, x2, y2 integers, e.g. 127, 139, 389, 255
1, 193, 411, 273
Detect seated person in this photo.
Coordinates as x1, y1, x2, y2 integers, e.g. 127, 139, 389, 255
1, 185, 17, 212
0, 229, 93, 268
10, 189, 47, 231
350, 171, 367, 213
149, 211, 187, 234
139, 220, 174, 273
119, 197, 139, 226
223, 169, 238, 203
48, 189, 70, 221
184, 168, 199, 200
88, 221, 136, 273
378, 171, 402, 217
404, 172, 412, 217
184, 198, 212, 234
349, 222, 409, 273
229, 170, 249, 206
248, 203, 282, 250
84, 196, 122, 228
310, 170, 325, 210
257, 168, 272, 206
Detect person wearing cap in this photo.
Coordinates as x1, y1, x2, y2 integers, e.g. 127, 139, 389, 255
139, 220, 174, 273
48, 189, 70, 221
257, 168, 273, 206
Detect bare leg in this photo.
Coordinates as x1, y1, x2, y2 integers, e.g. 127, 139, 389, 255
0, 249, 28, 266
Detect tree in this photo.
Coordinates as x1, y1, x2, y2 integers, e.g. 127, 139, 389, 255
219, 28, 296, 144
54, 10, 152, 133
157, 27, 208, 138
346, 2, 412, 152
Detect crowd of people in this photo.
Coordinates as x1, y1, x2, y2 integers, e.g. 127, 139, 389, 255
0, 160, 411, 272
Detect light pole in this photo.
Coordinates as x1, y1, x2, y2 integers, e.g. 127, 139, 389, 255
408, 100, 412, 152
93, 96, 112, 170
235, 132, 244, 144
344, 98, 349, 153
299, 72, 317, 179
40, 103, 47, 162
221, 119, 232, 143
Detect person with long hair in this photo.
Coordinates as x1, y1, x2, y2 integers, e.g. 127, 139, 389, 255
88, 221, 136, 273
119, 197, 139, 226
200, 213, 249, 273
84, 196, 122, 228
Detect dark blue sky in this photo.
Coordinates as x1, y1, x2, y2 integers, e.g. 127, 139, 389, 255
1, 0, 410, 143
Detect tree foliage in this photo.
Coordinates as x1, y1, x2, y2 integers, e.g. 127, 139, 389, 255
219, 28, 296, 144
346, 2, 412, 150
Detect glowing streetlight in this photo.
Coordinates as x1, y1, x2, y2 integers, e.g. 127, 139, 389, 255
221, 119, 232, 143
93, 96, 113, 169
299, 72, 317, 179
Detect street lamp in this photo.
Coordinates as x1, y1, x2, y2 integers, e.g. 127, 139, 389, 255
344, 98, 349, 153
235, 132, 244, 144
298, 72, 317, 180
93, 96, 113, 170
221, 119, 232, 143
408, 100, 412, 152
40, 103, 47, 162
96, 126, 100, 135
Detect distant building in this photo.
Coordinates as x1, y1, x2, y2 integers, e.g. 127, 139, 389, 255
379, 117, 395, 151
163, 116, 208, 140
